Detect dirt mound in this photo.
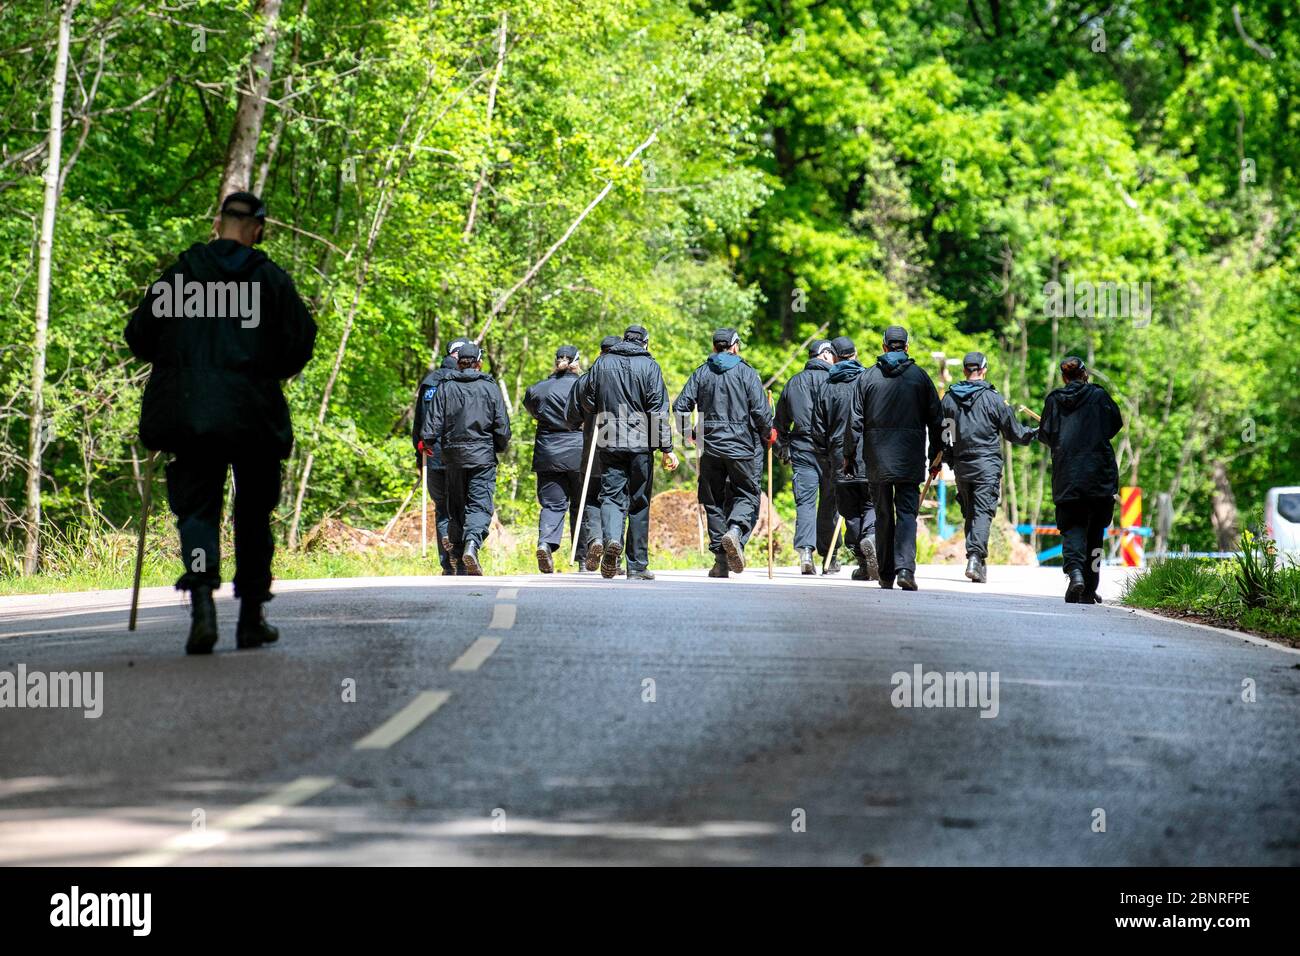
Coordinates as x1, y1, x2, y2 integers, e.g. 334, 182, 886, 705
927, 517, 1038, 566
303, 505, 517, 554
649, 488, 783, 553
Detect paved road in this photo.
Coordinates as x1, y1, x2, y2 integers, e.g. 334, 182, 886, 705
1, 564, 1297, 866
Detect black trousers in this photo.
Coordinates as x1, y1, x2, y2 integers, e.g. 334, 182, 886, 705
424, 462, 452, 573
445, 464, 497, 554
956, 478, 1000, 559
166, 453, 281, 601
599, 450, 653, 572
698, 452, 761, 554
872, 481, 920, 581
537, 469, 590, 561
791, 450, 838, 555
1057, 496, 1113, 597
835, 480, 875, 556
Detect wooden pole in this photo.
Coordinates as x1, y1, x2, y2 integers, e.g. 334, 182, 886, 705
766, 388, 774, 580
822, 514, 844, 574
1016, 403, 1042, 422
129, 451, 156, 631
571, 425, 600, 563
420, 453, 427, 557
920, 451, 943, 509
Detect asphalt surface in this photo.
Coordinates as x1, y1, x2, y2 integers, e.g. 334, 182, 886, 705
1, 563, 1297, 866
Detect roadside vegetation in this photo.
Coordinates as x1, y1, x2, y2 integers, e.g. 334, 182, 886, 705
1122, 526, 1300, 644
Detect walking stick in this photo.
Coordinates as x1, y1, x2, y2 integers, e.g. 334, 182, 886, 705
696, 503, 707, 555
129, 451, 157, 631
420, 453, 428, 558
920, 451, 944, 509
1016, 403, 1042, 422
822, 514, 844, 575
570, 425, 600, 563
766, 389, 775, 580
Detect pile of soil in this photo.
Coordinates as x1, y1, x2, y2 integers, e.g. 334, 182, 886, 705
303, 506, 517, 553
648, 488, 783, 553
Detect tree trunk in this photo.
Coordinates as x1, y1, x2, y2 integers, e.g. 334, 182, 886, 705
217, 0, 283, 204
1210, 459, 1239, 551
22, 0, 78, 575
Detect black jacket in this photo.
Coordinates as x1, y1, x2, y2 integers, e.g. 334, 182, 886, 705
848, 352, 944, 485
811, 359, 868, 482
673, 352, 772, 460
775, 358, 832, 457
423, 369, 511, 469
568, 341, 673, 453
940, 380, 1037, 484
523, 371, 584, 473
125, 239, 316, 458
412, 357, 457, 469
1038, 380, 1122, 502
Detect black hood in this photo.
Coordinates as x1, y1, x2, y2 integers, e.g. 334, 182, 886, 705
609, 340, 650, 358
876, 351, 914, 377
803, 358, 832, 373
828, 359, 864, 383
451, 369, 494, 383
1054, 379, 1099, 412
178, 238, 267, 281
948, 379, 994, 409
440, 355, 457, 370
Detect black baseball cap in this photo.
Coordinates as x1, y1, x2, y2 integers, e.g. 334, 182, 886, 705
624, 324, 649, 344
448, 338, 470, 355
556, 345, 579, 361
883, 325, 909, 347
808, 339, 833, 357
457, 342, 482, 361
712, 328, 740, 349
599, 335, 620, 353
831, 335, 856, 358
220, 191, 267, 220
963, 351, 987, 370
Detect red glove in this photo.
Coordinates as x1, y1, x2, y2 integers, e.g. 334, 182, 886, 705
765, 427, 779, 447
417, 440, 433, 456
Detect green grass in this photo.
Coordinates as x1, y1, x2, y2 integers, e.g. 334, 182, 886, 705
1121, 538, 1300, 644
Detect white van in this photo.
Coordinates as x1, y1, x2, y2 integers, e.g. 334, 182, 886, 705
1264, 486, 1300, 553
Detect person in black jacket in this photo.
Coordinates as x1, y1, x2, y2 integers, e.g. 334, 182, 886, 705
674, 329, 776, 576
566, 335, 623, 573
413, 338, 469, 574
125, 191, 317, 654
940, 352, 1038, 584
811, 337, 877, 581
847, 325, 944, 591
569, 324, 678, 580
1038, 356, 1123, 604
524, 345, 589, 573
422, 342, 511, 575
776, 339, 838, 574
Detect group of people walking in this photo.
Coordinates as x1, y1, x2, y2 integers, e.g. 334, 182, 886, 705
125, 189, 1124, 653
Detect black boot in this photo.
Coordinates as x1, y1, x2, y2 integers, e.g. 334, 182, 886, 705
965, 555, 987, 584
721, 525, 746, 574
851, 558, 871, 581
1065, 569, 1086, 603
585, 540, 603, 572
826, 552, 841, 574
896, 568, 918, 591
236, 598, 279, 650
798, 547, 815, 575
536, 545, 554, 574
461, 540, 483, 575
859, 538, 880, 581
185, 585, 219, 656
600, 539, 622, 579
708, 554, 729, 578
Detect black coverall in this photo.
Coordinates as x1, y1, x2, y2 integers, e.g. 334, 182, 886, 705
568, 340, 673, 573
424, 369, 511, 556
1038, 380, 1123, 600
940, 380, 1038, 559
524, 370, 589, 562
776, 358, 837, 556
414, 357, 458, 573
847, 352, 944, 583
673, 353, 773, 556
125, 238, 317, 602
